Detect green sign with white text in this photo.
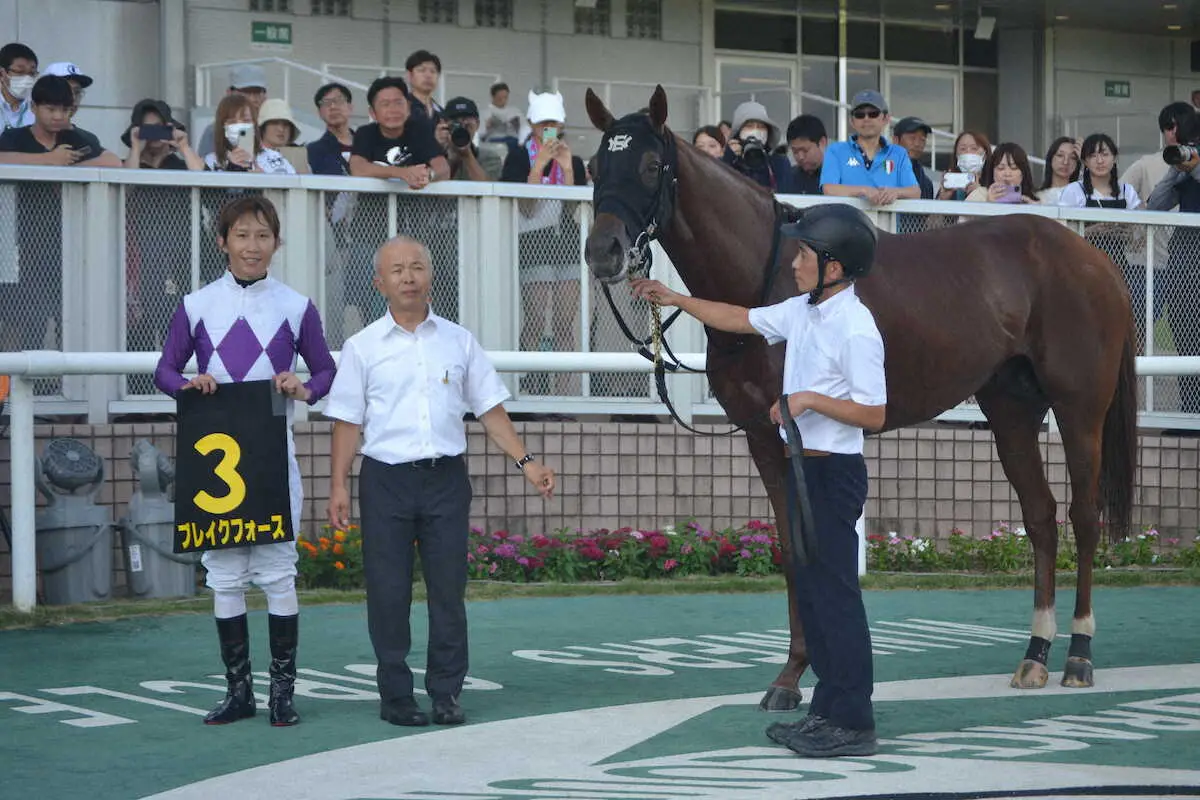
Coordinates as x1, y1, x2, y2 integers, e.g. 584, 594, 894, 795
1105, 79, 1131, 100
251, 20, 292, 51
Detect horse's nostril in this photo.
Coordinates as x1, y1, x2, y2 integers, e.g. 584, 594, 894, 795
607, 239, 623, 260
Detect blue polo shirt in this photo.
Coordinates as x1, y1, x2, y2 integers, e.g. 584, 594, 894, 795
820, 135, 918, 190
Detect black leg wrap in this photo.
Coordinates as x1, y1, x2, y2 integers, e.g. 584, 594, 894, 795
1024, 636, 1052, 665
1068, 633, 1092, 661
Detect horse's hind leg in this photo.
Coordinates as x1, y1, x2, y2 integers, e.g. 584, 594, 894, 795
1052, 404, 1107, 688
974, 378, 1059, 690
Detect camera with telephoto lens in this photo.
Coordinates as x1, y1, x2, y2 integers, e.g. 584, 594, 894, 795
450, 122, 471, 149
739, 136, 768, 170
1164, 111, 1200, 166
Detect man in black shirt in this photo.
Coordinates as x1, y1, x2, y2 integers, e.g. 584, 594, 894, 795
783, 114, 828, 195
349, 76, 449, 189
0, 74, 119, 167
893, 117, 935, 200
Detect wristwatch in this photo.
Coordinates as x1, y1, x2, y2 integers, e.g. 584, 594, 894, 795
514, 454, 535, 470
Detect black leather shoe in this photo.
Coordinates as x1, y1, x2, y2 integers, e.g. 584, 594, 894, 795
380, 698, 430, 727
783, 721, 878, 758
766, 714, 826, 745
432, 696, 466, 725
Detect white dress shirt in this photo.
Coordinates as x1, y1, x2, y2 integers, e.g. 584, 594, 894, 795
748, 286, 887, 454
324, 311, 511, 464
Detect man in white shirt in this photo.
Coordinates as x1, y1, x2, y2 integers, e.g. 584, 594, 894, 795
631, 204, 887, 758
325, 236, 555, 728
0, 42, 37, 131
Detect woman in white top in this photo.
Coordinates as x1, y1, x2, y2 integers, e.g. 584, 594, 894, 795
203, 93, 296, 175
1036, 136, 1080, 206
1057, 134, 1140, 210
965, 142, 1039, 205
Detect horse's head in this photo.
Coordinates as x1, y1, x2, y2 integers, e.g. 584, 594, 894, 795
584, 85, 678, 284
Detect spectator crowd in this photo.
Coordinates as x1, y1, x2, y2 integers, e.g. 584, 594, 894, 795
5, 37, 1200, 406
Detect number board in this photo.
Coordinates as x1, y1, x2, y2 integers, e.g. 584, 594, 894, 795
174, 380, 294, 553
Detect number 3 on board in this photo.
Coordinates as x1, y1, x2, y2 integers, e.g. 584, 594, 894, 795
193, 432, 247, 515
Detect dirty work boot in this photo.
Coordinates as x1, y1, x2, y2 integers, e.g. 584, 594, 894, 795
204, 614, 256, 725
267, 613, 300, 726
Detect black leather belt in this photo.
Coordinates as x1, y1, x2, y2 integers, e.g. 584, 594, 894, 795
398, 454, 463, 470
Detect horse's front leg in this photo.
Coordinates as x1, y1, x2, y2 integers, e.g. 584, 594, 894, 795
746, 423, 809, 712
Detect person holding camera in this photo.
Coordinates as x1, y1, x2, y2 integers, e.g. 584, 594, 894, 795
964, 143, 1038, 204
1148, 109, 1200, 414
722, 101, 790, 189
820, 90, 919, 206
441, 96, 501, 181
122, 99, 203, 171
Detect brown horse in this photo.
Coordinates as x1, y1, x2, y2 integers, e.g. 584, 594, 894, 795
583, 86, 1137, 710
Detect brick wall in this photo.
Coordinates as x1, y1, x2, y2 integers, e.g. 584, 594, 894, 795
1, 420, 1195, 601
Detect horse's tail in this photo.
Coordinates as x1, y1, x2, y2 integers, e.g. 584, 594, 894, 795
1098, 324, 1138, 544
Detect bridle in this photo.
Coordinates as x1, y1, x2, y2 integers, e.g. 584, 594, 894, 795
594, 118, 699, 374
590, 116, 799, 436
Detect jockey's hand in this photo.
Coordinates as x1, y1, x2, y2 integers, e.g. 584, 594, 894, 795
274, 372, 311, 402
630, 278, 682, 307
183, 374, 218, 394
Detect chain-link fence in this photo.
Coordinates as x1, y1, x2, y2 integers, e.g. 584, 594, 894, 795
1, 181, 63, 396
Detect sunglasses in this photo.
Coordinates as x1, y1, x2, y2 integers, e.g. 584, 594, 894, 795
852, 108, 882, 120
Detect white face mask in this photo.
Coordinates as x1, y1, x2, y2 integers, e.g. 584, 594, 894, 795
6, 74, 36, 100
740, 125, 768, 144
224, 122, 254, 147
957, 153, 985, 174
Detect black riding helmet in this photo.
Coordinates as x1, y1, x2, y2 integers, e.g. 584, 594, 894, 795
781, 203, 878, 278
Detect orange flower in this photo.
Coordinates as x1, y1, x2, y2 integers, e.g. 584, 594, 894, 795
333, 543, 345, 555
348, 524, 359, 531
318, 537, 331, 547
334, 561, 345, 570
334, 531, 347, 542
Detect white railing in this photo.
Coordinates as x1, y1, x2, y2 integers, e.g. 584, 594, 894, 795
322, 64, 502, 108
1, 167, 1199, 425
3, 349, 1198, 613
194, 57, 370, 108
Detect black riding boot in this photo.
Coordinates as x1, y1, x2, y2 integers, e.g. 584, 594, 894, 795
204, 614, 256, 724
268, 613, 300, 726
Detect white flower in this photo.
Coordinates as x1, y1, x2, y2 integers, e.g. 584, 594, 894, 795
664, 525, 677, 536
1015, 527, 1027, 537
631, 531, 645, 540
912, 537, 930, 553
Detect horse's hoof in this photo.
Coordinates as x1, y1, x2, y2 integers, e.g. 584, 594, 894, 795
1010, 659, 1049, 689
1061, 656, 1095, 688
758, 686, 803, 712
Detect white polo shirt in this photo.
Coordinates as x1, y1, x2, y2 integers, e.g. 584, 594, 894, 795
748, 286, 887, 454
324, 310, 510, 464
1, 99, 33, 132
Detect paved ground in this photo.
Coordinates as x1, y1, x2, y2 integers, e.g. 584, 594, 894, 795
3, 588, 1200, 799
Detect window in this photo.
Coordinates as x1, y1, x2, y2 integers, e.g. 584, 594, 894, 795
626, 0, 662, 40
310, 0, 350, 16
885, 23, 959, 65
475, 0, 512, 28
249, 0, 290, 11
575, 0, 611, 37
419, 0, 457, 25
715, 11, 796, 54
800, 17, 879, 58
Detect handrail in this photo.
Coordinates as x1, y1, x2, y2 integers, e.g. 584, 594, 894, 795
193, 57, 370, 108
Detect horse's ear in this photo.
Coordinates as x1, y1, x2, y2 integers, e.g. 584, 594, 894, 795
586, 88, 615, 132
648, 85, 668, 130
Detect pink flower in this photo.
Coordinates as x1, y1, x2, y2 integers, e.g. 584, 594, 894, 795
488, 562, 498, 574
740, 548, 752, 559
510, 534, 525, 544
663, 559, 679, 571
494, 543, 518, 558
681, 544, 694, 555
517, 556, 529, 567
476, 544, 490, 554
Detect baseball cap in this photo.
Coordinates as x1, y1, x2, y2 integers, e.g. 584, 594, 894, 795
850, 90, 888, 113
893, 116, 932, 136
229, 64, 268, 91
44, 61, 93, 88
443, 96, 479, 119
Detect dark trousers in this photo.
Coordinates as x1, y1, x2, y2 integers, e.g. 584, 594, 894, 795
360, 454, 473, 703
786, 453, 875, 731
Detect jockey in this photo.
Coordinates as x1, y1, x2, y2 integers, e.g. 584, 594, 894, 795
154, 195, 337, 728
630, 203, 887, 758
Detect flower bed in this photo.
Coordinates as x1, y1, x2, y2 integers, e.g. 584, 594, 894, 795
296, 519, 1200, 590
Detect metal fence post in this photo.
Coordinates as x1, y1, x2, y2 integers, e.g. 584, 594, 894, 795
10, 373, 37, 612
